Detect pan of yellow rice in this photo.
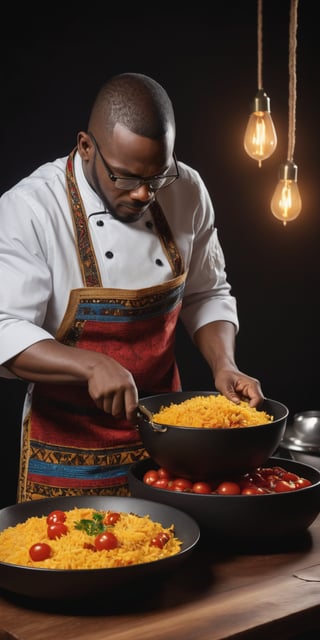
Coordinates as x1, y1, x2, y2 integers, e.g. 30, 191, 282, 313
137, 391, 288, 481
0, 495, 200, 600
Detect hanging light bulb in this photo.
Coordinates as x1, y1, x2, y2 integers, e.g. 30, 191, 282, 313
244, 89, 277, 167
271, 0, 301, 225
270, 161, 301, 226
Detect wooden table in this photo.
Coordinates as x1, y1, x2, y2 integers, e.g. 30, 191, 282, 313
1, 517, 320, 640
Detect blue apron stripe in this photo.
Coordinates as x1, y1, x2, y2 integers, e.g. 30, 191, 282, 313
76, 283, 185, 322
28, 459, 131, 479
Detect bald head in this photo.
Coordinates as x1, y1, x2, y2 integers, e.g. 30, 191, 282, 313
88, 73, 176, 140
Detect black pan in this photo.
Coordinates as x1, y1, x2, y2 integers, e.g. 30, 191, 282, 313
129, 457, 320, 548
0, 496, 200, 601
137, 391, 289, 481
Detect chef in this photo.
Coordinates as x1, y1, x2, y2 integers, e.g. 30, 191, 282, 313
0, 72, 264, 501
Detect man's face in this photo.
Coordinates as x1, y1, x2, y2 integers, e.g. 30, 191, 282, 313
79, 123, 176, 223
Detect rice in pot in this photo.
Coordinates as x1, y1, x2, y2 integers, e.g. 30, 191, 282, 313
151, 394, 273, 428
0, 507, 182, 569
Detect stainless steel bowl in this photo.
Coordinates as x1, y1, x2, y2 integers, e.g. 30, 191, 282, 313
281, 410, 320, 453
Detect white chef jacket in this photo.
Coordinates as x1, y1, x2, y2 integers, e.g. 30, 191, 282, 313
0, 151, 238, 379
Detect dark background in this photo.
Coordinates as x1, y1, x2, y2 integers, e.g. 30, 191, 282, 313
1, 1, 319, 506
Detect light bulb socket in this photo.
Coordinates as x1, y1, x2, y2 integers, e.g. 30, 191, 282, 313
278, 161, 298, 181
251, 89, 271, 113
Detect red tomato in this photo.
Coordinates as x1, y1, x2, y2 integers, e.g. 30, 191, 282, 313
274, 479, 296, 493
46, 510, 66, 525
258, 466, 280, 477
103, 511, 121, 525
150, 532, 170, 549
216, 481, 241, 495
47, 522, 68, 539
241, 486, 269, 495
150, 536, 164, 549
192, 481, 212, 494
171, 478, 193, 491
270, 466, 288, 477
281, 471, 300, 482
247, 472, 269, 487
171, 484, 187, 492
157, 532, 170, 545
157, 467, 171, 480
143, 470, 159, 485
152, 478, 170, 489
263, 474, 279, 490
95, 531, 118, 550
29, 542, 52, 561
295, 477, 312, 489
237, 478, 254, 490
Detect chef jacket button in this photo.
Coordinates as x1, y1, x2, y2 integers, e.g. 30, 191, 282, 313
146, 220, 153, 229
155, 258, 164, 266
105, 251, 114, 259
96, 220, 104, 226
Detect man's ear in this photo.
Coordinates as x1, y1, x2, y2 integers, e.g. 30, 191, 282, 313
77, 131, 92, 159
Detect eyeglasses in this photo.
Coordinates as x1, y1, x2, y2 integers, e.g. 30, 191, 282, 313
88, 132, 179, 192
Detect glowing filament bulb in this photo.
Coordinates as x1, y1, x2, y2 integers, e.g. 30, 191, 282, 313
244, 90, 277, 167
270, 161, 302, 226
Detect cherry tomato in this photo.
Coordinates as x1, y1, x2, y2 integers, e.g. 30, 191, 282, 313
150, 536, 164, 549
295, 477, 312, 489
47, 522, 69, 539
171, 478, 193, 491
157, 532, 170, 544
216, 481, 241, 495
281, 471, 300, 482
143, 470, 159, 485
152, 478, 170, 489
46, 510, 66, 525
247, 472, 269, 488
264, 474, 279, 490
270, 466, 289, 477
241, 486, 269, 495
274, 479, 296, 493
95, 531, 118, 550
29, 542, 52, 561
257, 466, 279, 476
192, 481, 212, 494
150, 532, 170, 548
103, 511, 121, 525
157, 467, 171, 480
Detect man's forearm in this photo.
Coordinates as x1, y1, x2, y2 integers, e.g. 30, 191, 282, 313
193, 320, 237, 375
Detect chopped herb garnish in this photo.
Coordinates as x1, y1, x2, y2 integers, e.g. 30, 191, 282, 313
74, 511, 106, 536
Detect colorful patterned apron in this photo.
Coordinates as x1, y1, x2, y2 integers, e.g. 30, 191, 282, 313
18, 149, 186, 501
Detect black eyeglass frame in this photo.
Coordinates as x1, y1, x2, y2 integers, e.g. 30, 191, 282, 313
88, 131, 179, 192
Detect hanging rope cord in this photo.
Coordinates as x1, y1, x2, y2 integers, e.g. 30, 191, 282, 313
257, 0, 298, 161
257, 0, 263, 90
288, 0, 298, 162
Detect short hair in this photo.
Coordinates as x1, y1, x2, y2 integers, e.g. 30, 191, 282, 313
88, 73, 175, 140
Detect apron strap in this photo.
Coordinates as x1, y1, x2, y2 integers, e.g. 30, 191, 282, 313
66, 148, 103, 287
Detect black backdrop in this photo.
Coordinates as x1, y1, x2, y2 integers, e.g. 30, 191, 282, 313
1, 1, 319, 505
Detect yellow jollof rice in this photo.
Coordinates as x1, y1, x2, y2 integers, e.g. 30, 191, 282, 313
152, 394, 273, 428
0, 508, 182, 569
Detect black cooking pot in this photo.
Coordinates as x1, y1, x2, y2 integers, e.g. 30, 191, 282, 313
137, 391, 288, 481
128, 457, 320, 548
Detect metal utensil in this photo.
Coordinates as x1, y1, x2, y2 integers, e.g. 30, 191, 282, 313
137, 403, 168, 432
